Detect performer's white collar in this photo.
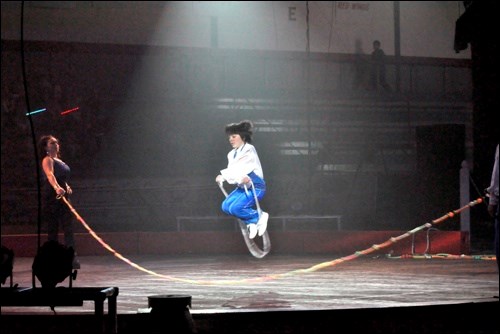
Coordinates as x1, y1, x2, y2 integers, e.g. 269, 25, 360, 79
233, 143, 246, 158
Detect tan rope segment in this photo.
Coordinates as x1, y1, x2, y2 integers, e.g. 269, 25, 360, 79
60, 196, 485, 286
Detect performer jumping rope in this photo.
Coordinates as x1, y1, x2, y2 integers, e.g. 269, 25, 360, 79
215, 120, 269, 239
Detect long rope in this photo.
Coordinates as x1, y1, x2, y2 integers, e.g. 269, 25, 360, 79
61, 196, 487, 286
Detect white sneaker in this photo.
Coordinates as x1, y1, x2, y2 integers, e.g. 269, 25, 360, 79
256, 211, 269, 236
247, 223, 258, 239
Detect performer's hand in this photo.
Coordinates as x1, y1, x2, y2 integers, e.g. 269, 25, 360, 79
215, 175, 224, 183
241, 176, 251, 184
66, 185, 73, 195
55, 187, 66, 196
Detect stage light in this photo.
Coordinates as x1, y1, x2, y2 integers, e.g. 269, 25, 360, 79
60, 106, 80, 116
32, 241, 75, 288
0, 245, 14, 287
25, 108, 47, 116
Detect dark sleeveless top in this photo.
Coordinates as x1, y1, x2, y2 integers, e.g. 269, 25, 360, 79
42, 158, 71, 194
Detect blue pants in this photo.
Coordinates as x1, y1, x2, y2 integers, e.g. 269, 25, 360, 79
221, 185, 265, 225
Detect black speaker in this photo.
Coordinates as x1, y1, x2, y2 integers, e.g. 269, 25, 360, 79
32, 241, 74, 288
0, 246, 14, 286
416, 124, 465, 226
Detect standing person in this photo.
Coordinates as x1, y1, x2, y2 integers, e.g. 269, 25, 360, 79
215, 120, 269, 239
370, 40, 391, 92
38, 135, 80, 269
486, 144, 499, 273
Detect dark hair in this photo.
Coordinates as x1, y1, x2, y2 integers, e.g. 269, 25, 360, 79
38, 135, 61, 160
225, 120, 253, 143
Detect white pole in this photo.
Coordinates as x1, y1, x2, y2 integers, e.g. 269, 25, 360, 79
460, 160, 470, 251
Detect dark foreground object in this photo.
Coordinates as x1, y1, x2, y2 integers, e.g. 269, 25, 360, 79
1, 301, 498, 334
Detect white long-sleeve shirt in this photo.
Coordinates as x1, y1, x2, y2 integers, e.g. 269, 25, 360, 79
220, 143, 264, 185
487, 144, 499, 206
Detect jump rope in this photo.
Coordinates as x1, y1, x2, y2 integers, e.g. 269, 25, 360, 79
59, 192, 491, 286
217, 181, 271, 259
